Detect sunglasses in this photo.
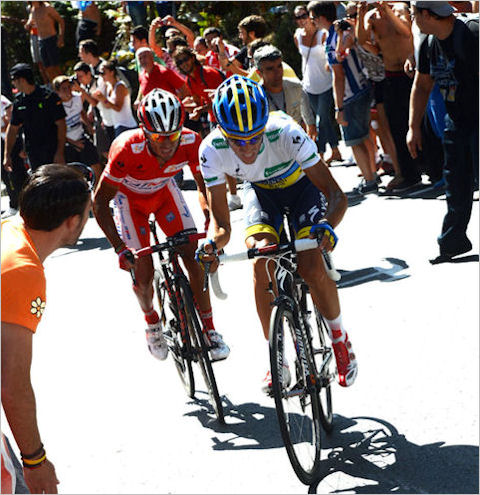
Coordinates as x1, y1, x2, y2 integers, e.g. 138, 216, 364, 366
144, 129, 182, 143
346, 13, 358, 19
294, 13, 309, 20
228, 133, 263, 147
176, 57, 191, 66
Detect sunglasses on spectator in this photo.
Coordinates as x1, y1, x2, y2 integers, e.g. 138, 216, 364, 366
294, 13, 309, 20
175, 57, 191, 66
227, 133, 263, 147
346, 13, 358, 19
144, 129, 182, 143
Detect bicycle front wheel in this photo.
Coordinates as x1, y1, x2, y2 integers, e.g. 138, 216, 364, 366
179, 278, 225, 424
269, 302, 322, 485
154, 269, 195, 398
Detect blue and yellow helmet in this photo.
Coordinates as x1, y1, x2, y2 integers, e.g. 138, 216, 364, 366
213, 75, 269, 139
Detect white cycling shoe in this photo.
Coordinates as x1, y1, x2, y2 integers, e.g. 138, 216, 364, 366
145, 323, 169, 361
207, 330, 230, 361
261, 363, 291, 394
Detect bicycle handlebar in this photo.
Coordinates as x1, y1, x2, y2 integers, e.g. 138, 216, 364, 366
135, 232, 207, 259
211, 237, 341, 299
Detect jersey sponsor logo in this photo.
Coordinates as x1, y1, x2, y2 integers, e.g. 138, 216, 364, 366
180, 133, 196, 145
264, 160, 292, 178
292, 135, 302, 144
265, 128, 283, 142
30, 297, 46, 318
212, 137, 229, 149
122, 175, 169, 193
163, 161, 188, 174
131, 142, 146, 154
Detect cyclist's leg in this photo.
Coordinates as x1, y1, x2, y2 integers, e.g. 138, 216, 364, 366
112, 192, 155, 313
244, 183, 283, 339
292, 180, 357, 386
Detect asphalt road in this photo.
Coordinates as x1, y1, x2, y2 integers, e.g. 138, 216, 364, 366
2, 163, 479, 494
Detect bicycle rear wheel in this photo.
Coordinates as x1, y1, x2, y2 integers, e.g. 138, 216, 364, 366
154, 269, 195, 398
179, 278, 225, 424
269, 302, 322, 485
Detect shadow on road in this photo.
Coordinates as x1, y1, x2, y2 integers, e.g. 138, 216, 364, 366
337, 258, 409, 289
185, 395, 285, 450
55, 236, 111, 255
309, 415, 479, 494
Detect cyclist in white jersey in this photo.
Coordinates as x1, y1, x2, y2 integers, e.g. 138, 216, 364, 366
197, 75, 358, 389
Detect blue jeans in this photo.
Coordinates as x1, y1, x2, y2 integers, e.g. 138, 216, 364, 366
307, 88, 339, 154
438, 115, 479, 255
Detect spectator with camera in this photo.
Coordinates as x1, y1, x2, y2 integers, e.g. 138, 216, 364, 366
53, 75, 101, 184
308, 1, 375, 195
95, 60, 138, 138
203, 27, 239, 75
73, 61, 115, 161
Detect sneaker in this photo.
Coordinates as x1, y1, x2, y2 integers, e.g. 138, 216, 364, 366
227, 193, 242, 211
352, 179, 378, 195
261, 363, 291, 394
207, 330, 230, 361
391, 178, 423, 193
330, 330, 358, 387
145, 323, 169, 361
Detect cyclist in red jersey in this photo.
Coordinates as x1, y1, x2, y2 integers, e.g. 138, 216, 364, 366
93, 89, 229, 361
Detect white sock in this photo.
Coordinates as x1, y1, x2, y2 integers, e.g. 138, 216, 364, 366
325, 314, 346, 343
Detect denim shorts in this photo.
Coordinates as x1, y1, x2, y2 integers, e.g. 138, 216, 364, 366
341, 90, 372, 146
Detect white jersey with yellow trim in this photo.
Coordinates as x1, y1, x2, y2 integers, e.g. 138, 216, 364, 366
199, 112, 320, 189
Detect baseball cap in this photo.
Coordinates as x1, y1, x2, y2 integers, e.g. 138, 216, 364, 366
10, 63, 33, 80
412, 1, 456, 17
253, 45, 282, 69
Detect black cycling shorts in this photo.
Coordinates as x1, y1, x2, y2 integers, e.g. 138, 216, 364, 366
243, 175, 327, 242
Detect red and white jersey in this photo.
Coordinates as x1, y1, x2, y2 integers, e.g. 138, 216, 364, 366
103, 128, 201, 198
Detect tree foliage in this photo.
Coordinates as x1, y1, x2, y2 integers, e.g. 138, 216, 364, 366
1, 1, 304, 79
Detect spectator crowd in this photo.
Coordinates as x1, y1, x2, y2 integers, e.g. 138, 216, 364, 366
1, 1, 478, 492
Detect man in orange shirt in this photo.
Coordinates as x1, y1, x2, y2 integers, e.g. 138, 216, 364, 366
1, 163, 92, 494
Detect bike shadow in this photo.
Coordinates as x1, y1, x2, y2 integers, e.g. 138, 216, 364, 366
185, 394, 291, 450
309, 415, 479, 494
337, 258, 410, 289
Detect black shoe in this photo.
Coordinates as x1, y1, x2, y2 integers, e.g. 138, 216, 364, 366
352, 179, 378, 195
391, 178, 423, 193
430, 241, 473, 264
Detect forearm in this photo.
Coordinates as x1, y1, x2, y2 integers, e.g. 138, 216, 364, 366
93, 198, 125, 251
300, 90, 315, 126
2, 382, 42, 455
332, 68, 345, 109
55, 120, 66, 154
408, 75, 432, 131
4, 125, 19, 160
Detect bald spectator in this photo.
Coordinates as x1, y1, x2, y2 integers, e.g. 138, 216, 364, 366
134, 47, 188, 110
193, 36, 208, 57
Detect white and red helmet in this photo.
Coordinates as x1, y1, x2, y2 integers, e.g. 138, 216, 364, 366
137, 88, 185, 134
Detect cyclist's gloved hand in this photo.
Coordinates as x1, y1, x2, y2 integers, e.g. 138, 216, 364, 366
118, 247, 136, 271
310, 221, 338, 251
195, 240, 218, 270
